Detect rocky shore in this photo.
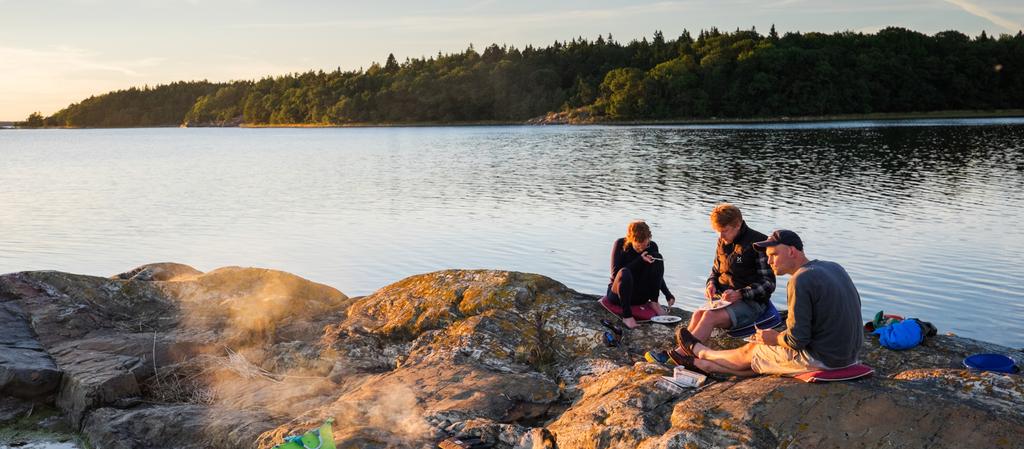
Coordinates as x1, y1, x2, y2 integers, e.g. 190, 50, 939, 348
1, 264, 1021, 449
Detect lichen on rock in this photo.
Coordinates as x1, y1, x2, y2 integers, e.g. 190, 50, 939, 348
1, 265, 1022, 449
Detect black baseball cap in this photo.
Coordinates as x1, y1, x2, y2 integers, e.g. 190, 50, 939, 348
753, 229, 804, 251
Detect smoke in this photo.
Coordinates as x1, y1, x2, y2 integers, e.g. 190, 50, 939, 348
149, 266, 438, 448
171, 267, 348, 348
330, 383, 432, 441
149, 267, 355, 425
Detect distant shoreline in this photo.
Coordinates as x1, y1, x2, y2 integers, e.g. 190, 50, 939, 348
224, 108, 1024, 128
586, 109, 1024, 126
8, 109, 1024, 129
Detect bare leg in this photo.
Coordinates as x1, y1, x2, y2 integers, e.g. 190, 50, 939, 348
691, 342, 756, 373
694, 358, 757, 377
690, 308, 732, 342
687, 309, 706, 333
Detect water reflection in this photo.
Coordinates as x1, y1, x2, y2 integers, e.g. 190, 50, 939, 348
0, 120, 1022, 347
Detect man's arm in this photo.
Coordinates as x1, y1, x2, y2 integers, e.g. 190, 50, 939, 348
706, 252, 721, 289
610, 240, 623, 278
779, 277, 814, 350
740, 249, 776, 301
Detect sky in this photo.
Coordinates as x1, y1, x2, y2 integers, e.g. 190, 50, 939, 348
1, 0, 1022, 120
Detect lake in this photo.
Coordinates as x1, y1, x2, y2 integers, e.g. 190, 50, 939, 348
2, 119, 1023, 348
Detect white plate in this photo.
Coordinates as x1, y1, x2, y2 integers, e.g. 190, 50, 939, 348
650, 315, 682, 324
699, 300, 733, 311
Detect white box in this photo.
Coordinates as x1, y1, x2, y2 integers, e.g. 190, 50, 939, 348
671, 366, 707, 387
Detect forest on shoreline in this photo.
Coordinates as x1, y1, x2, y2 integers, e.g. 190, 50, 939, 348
19, 26, 1024, 128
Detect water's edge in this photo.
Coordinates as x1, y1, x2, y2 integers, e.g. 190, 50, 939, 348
5, 109, 1023, 129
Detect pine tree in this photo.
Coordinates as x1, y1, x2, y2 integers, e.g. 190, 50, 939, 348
385, 53, 399, 72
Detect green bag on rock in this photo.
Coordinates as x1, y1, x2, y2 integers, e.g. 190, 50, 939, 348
272, 418, 335, 449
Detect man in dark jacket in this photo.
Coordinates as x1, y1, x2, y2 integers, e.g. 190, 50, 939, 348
686, 203, 776, 341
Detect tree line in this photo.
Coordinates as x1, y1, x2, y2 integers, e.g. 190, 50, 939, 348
21, 26, 1024, 127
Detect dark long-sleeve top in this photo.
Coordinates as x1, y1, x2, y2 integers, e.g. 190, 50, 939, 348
705, 222, 776, 304
778, 260, 864, 368
609, 238, 673, 299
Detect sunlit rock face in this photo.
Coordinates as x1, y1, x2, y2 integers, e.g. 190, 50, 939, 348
0, 264, 350, 448
1, 265, 1022, 449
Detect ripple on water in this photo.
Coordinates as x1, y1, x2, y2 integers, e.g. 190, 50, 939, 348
0, 121, 1022, 347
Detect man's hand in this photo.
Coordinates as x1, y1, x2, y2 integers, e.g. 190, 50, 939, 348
754, 329, 781, 346
641, 251, 655, 263
704, 283, 717, 300
666, 295, 676, 307
720, 289, 742, 302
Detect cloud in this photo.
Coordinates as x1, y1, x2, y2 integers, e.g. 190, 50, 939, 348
232, 2, 706, 32
0, 44, 301, 118
0, 45, 172, 118
230, 1, 968, 34
755, 0, 944, 14
942, 0, 1023, 32
0, 45, 163, 77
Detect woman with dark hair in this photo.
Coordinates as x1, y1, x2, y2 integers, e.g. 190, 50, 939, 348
607, 220, 675, 328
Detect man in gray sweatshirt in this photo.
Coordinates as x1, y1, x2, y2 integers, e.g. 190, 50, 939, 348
671, 229, 863, 376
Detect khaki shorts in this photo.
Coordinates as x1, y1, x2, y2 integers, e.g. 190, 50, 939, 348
750, 344, 829, 375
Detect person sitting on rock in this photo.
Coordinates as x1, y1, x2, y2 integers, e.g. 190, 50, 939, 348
668, 230, 863, 376
607, 220, 675, 329
688, 203, 776, 342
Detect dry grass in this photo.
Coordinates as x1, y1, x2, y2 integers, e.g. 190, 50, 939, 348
220, 348, 283, 382
142, 347, 291, 404
141, 355, 218, 405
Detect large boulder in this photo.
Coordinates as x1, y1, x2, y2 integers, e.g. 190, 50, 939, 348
547, 364, 1024, 449
2, 266, 1022, 449
0, 264, 351, 448
1, 271, 179, 347
264, 270, 626, 449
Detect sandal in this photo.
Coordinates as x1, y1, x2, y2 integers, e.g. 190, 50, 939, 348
666, 350, 709, 376
674, 327, 703, 357
644, 350, 678, 366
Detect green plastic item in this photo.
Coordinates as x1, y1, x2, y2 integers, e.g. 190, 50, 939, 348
272, 418, 335, 449
872, 310, 902, 329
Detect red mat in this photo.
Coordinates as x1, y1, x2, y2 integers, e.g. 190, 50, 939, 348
598, 296, 659, 322
794, 363, 874, 383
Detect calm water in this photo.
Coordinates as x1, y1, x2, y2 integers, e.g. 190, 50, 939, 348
2, 119, 1023, 348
